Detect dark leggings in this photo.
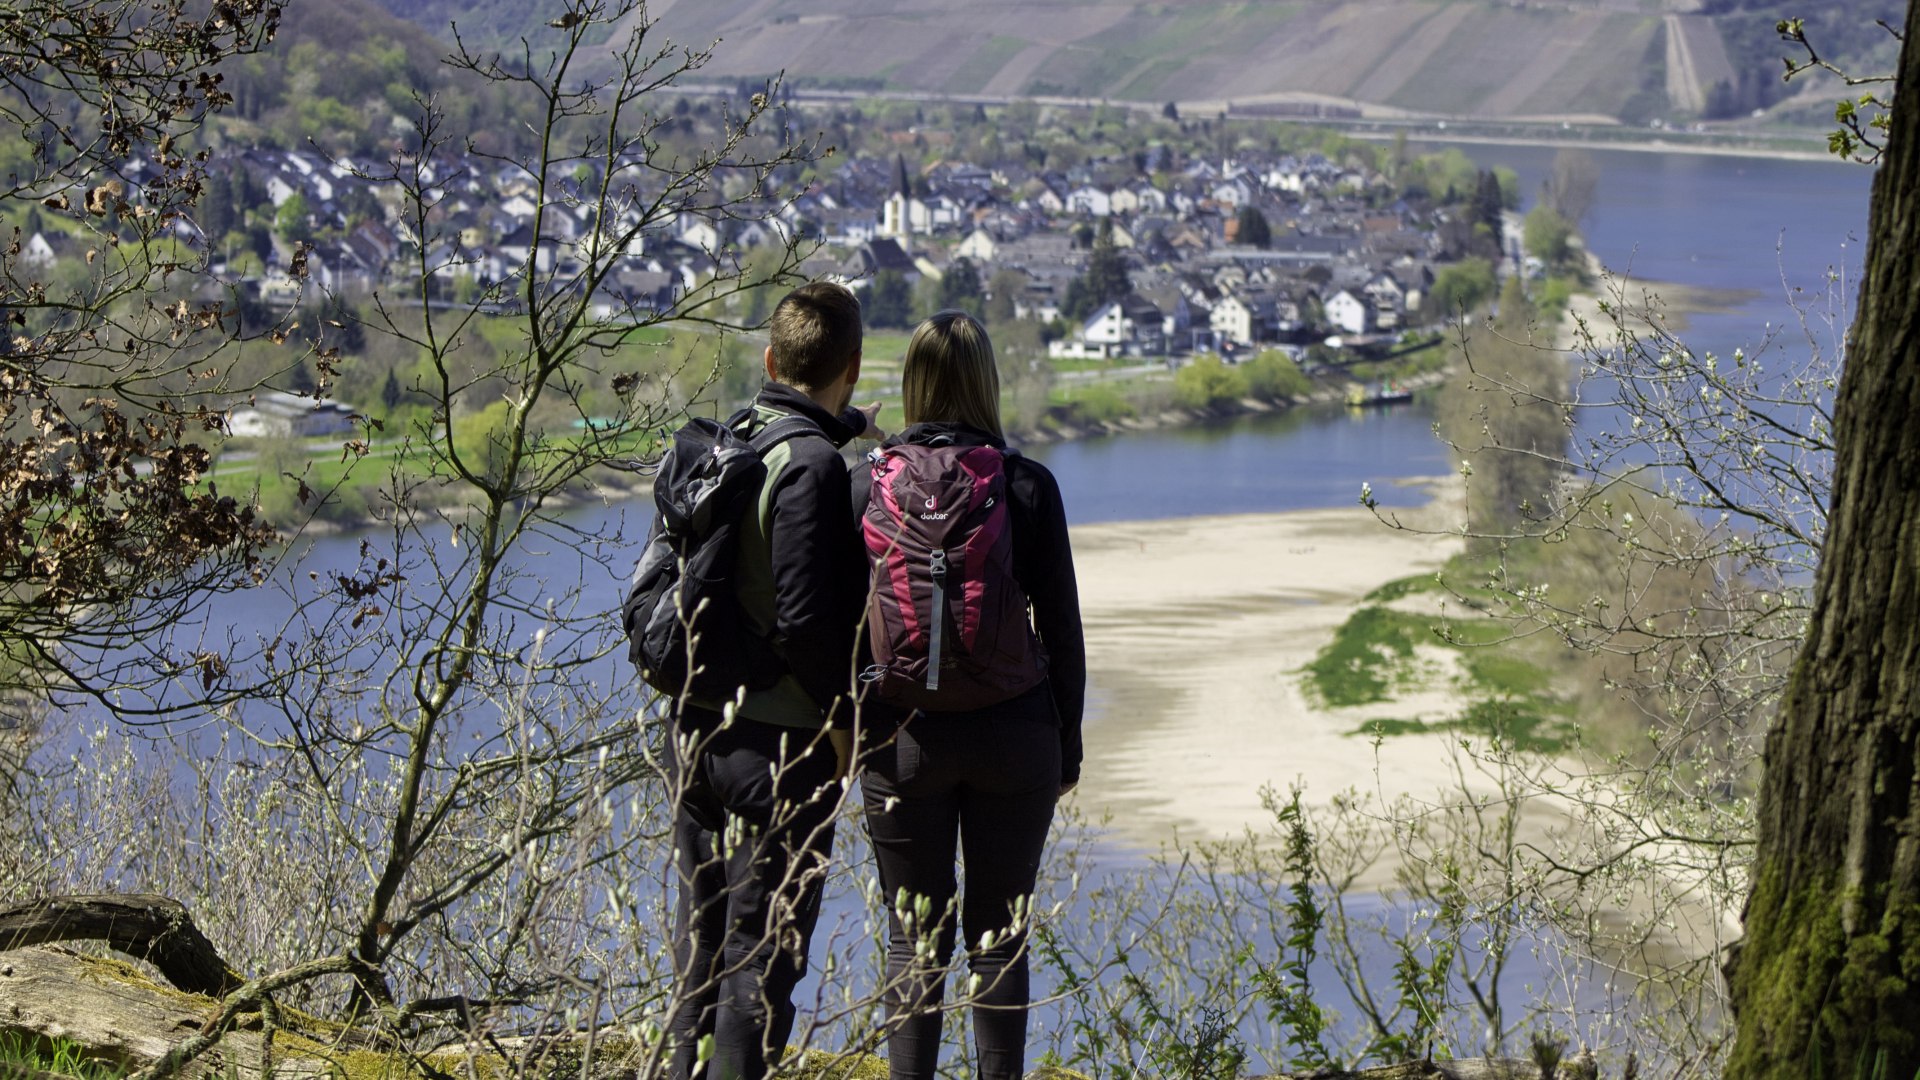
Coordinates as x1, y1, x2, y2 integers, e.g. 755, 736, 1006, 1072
666, 710, 840, 1080
859, 686, 1061, 1080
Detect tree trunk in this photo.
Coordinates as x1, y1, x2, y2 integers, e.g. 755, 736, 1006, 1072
0, 894, 239, 997
1725, 3, 1920, 1075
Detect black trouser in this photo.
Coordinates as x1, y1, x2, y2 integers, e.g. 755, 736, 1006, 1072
858, 684, 1060, 1080
666, 708, 840, 1080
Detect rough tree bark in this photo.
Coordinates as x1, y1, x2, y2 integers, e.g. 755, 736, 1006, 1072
1724, 1, 1920, 1075
0, 895, 239, 996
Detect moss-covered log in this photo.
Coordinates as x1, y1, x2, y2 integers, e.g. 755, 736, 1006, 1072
0, 947, 315, 1080
1723, 3, 1920, 1076
1250, 1062, 1553, 1079
0, 895, 239, 997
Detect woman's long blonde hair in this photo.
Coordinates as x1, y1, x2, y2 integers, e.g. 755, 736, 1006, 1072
901, 310, 1002, 439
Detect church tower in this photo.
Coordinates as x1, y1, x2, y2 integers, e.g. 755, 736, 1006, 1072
881, 153, 911, 245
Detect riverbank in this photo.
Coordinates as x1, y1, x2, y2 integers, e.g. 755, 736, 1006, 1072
1377, 128, 1841, 165
1555, 247, 1761, 352
265, 364, 1450, 536
1022, 368, 1451, 446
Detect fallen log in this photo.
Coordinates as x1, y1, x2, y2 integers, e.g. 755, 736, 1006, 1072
1248, 1062, 1548, 1079
0, 947, 323, 1080
0, 895, 238, 997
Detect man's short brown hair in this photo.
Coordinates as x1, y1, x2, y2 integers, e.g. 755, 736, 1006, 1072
767, 282, 862, 390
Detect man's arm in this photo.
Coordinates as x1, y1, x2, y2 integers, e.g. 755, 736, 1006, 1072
766, 441, 868, 726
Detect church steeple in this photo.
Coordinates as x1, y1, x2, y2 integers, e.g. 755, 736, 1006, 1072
882, 153, 913, 246
893, 153, 911, 198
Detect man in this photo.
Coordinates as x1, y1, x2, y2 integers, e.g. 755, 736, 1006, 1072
666, 281, 876, 1080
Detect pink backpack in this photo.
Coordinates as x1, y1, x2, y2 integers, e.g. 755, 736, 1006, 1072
861, 442, 1048, 712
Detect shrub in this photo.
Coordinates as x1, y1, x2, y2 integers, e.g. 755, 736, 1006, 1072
1241, 350, 1312, 401
1173, 354, 1248, 409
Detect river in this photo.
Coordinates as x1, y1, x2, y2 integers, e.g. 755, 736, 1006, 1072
107, 145, 1875, 1065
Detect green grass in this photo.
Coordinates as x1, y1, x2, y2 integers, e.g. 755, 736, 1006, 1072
214, 422, 661, 527
1306, 574, 1580, 752
1363, 573, 1443, 604
1352, 695, 1578, 754
0, 1031, 124, 1080
1347, 341, 1451, 382
1050, 357, 1133, 374
859, 331, 914, 370
1302, 605, 1435, 707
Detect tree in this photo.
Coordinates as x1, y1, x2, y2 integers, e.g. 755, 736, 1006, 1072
1426, 259, 1497, 318
985, 268, 1025, 324
1235, 205, 1272, 249
197, 170, 236, 249
0, 0, 283, 713
1521, 205, 1574, 267
381, 368, 404, 412
1726, 2, 1920, 1072
1240, 350, 1310, 402
1086, 218, 1130, 306
1173, 354, 1247, 409
867, 268, 912, 327
274, 191, 309, 243
12, 0, 855, 1061
1472, 169, 1505, 236
1539, 150, 1598, 225
938, 256, 984, 317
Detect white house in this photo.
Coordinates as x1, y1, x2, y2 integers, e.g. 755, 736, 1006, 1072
1026, 184, 1066, 214
1052, 295, 1167, 359
1325, 289, 1373, 336
676, 214, 721, 252
228, 391, 359, 439
1068, 185, 1113, 217
1210, 177, 1254, 207
498, 193, 539, 220
21, 231, 69, 268
954, 227, 1001, 264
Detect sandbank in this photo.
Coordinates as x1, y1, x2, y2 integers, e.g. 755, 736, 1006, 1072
1065, 477, 1739, 961
1068, 477, 1477, 868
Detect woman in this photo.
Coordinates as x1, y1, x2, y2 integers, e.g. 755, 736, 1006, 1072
853, 310, 1086, 1080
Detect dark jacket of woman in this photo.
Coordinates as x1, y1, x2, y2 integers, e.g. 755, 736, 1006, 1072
851, 421, 1086, 784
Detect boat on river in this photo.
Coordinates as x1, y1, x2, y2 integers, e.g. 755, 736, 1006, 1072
1346, 380, 1415, 408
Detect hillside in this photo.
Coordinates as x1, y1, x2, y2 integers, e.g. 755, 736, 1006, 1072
372, 0, 1897, 126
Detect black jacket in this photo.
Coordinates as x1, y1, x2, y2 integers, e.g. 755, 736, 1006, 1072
852, 422, 1087, 784
731, 381, 870, 727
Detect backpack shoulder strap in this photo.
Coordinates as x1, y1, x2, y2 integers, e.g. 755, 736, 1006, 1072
746, 412, 823, 455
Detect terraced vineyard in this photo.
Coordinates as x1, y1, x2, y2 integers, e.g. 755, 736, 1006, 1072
368, 0, 1884, 125
622, 0, 1727, 123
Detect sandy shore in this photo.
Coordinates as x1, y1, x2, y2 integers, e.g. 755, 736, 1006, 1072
1067, 477, 1476, 863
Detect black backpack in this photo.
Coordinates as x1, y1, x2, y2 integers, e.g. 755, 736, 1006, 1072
623, 409, 821, 702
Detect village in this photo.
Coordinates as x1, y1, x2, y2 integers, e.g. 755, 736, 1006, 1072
16, 104, 1524, 440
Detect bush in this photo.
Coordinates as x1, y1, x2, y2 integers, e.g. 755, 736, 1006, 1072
1535, 276, 1575, 320
1062, 384, 1136, 426
1240, 350, 1311, 402
1523, 205, 1574, 267
1173, 355, 1248, 409
1427, 258, 1497, 319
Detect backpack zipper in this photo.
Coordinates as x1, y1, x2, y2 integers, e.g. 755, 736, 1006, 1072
926, 549, 948, 691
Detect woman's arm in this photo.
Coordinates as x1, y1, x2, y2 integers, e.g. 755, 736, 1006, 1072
1011, 458, 1086, 788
